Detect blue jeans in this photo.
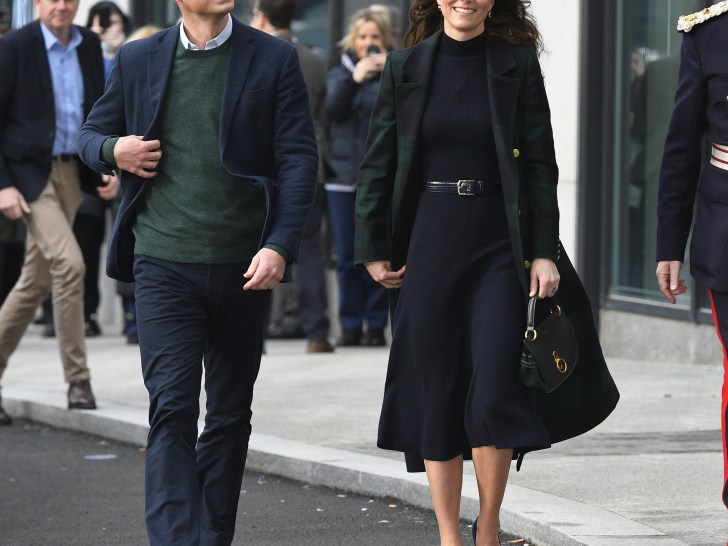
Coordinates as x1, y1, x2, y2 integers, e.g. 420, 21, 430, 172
326, 189, 388, 333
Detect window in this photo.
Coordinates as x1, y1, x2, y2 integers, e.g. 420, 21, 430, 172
609, 0, 703, 307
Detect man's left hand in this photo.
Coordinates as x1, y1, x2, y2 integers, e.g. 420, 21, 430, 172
243, 248, 286, 290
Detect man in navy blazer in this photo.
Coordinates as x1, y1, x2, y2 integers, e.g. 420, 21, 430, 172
0, 0, 105, 423
77, 0, 318, 543
657, 4, 728, 510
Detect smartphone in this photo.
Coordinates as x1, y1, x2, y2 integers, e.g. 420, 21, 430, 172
366, 44, 381, 56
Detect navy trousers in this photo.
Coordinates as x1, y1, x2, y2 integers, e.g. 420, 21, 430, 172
133, 255, 270, 546
707, 289, 728, 509
296, 186, 330, 341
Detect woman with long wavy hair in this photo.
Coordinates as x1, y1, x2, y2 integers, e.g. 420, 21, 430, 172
355, 0, 618, 544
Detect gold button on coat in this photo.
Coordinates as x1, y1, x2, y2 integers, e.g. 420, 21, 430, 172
513, 148, 520, 158
524, 260, 532, 268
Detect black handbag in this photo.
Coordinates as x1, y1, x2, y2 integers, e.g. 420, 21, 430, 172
520, 296, 578, 393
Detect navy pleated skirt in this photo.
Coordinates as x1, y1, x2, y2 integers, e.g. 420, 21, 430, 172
377, 185, 551, 471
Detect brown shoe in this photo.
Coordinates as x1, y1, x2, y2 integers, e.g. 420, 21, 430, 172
67, 380, 97, 410
0, 398, 12, 425
306, 340, 335, 353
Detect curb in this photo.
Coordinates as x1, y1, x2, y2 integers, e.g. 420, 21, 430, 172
3, 392, 688, 546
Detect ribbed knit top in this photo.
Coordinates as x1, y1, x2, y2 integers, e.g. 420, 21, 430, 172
421, 31, 501, 184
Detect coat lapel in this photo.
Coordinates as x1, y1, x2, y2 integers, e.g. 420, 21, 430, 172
485, 36, 528, 291
145, 28, 178, 137
486, 36, 519, 193
391, 33, 440, 243
220, 20, 254, 147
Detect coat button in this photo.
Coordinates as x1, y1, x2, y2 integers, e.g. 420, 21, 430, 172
524, 260, 531, 268
513, 148, 520, 158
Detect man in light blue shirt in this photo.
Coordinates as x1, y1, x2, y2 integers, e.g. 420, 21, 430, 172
0, 0, 106, 423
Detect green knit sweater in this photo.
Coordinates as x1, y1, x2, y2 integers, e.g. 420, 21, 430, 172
131, 40, 266, 264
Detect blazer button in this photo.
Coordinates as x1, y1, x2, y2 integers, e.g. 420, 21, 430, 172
513, 148, 520, 158
524, 260, 531, 269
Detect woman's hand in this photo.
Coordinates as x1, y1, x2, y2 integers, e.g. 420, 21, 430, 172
352, 53, 386, 83
364, 260, 406, 289
529, 258, 560, 299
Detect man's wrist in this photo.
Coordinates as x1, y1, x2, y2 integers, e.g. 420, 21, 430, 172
100, 136, 120, 169
263, 243, 292, 264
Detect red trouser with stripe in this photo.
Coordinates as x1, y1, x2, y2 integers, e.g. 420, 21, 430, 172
707, 289, 728, 509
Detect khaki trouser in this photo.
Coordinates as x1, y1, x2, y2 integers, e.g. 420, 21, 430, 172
0, 158, 88, 383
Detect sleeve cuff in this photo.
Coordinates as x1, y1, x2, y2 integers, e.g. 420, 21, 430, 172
264, 243, 293, 264
101, 137, 120, 169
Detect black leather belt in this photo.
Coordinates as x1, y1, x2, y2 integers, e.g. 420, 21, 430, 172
52, 154, 78, 162
424, 179, 501, 196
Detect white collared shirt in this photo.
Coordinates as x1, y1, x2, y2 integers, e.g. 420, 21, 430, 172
40, 22, 84, 155
179, 14, 233, 51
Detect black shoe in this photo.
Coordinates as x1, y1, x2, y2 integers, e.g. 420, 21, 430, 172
41, 323, 56, 338
0, 398, 12, 426
85, 317, 102, 337
126, 332, 139, 345
362, 329, 386, 347
336, 330, 361, 347
472, 516, 478, 544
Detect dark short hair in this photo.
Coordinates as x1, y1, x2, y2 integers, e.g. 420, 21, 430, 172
257, 0, 296, 30
86, 1, 132, 36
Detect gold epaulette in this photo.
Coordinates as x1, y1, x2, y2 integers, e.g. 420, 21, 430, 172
678, 0, 728, 32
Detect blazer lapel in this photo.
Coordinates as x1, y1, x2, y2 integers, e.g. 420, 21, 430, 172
145, 28, 178, 137
30, 22, 54, 114
76, 29, 102, 116
220, 20, 254, 146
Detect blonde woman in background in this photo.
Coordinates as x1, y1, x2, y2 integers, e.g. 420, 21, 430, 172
325, 5, 393, 347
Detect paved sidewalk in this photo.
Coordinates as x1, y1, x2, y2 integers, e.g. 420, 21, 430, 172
2, 327, 728, 546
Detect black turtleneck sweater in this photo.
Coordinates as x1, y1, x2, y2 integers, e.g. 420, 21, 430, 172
420, 31, 500, 184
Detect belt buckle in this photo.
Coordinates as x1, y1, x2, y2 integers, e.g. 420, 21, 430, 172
457, 179, 476, 196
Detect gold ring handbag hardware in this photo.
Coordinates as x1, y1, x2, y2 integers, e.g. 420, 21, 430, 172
520, 296, 579, 393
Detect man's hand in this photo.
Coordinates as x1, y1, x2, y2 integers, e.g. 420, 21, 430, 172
243, 248, 286, 290
364, 260, 406, 289
656, 260, 687, 304
97, 173, 120, 200
0, 187, 31, 220
113, 136, 162, 178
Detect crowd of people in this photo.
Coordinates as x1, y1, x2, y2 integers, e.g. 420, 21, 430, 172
0, 0, 726, 545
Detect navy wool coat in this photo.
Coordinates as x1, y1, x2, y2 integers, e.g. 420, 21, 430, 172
354, 31, 619, 465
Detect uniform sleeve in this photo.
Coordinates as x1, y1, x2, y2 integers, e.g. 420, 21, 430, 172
656, 32, 706, 262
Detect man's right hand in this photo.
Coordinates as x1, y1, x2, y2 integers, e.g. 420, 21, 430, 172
113, 136, 162, 179
0, 187, 31, 220
656, 260, 687, 304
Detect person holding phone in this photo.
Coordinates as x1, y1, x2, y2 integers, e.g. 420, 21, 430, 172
325, 5, 392, 347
